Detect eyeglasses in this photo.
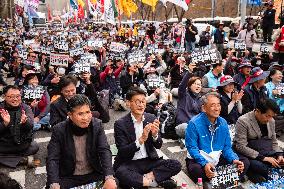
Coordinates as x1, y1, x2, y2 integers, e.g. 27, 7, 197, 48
131, 99, 146, 106
6, 95, 21, 99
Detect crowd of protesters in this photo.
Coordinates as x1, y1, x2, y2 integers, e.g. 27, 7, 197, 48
0, 4, 283, 188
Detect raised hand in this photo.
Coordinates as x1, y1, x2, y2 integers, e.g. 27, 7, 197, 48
0, 109, 10, 126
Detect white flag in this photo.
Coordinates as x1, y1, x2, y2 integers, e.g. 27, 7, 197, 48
165, 0, 188, 11
104, 0, 115, 25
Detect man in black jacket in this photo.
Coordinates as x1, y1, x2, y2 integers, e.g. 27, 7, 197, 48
114, 87, 181, 189
46, 94, 116, 189
50, 74, 109, 127
0, 85, 38, 168
185, 19, 198, 53
262, 3, 276, 42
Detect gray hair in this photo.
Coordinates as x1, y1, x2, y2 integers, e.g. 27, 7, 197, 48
200, 92, 220, 105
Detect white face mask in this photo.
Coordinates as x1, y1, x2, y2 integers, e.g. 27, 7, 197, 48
256, 60, 261, 66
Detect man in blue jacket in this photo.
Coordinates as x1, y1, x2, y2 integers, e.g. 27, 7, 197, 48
185, 92, 245, 184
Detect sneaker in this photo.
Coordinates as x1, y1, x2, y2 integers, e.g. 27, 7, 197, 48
159, 179, 177, 189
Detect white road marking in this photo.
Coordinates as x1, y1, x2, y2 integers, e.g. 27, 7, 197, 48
35, 166, 47, 175
34, 137, 51, 143
9, 170, 25, 188
105, 129, 114, 135
167, 146, 187, 153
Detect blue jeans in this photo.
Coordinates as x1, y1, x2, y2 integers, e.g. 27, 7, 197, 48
185, 41, 195, 53
34, 113, 50, 131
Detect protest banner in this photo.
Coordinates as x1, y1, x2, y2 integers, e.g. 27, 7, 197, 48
73, 59, 91, 74
54, 40, 69, 51
50, 53, 69, 67
127, 50, 146, 64
70, 48, 84, 57
190, 48, 221, 66
260, 43, 269, 54
274, 83, 284, 98
24, 60, 36, 66
211, 164, 240, 189
106, 51, 126, 61
109, 42, 128, 52
70, 181, 103, 189
88, 40, 104, 48
234, 40, 246, 51
23, 86, 45, 101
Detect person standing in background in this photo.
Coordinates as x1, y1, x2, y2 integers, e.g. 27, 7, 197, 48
262, 2, 276, 42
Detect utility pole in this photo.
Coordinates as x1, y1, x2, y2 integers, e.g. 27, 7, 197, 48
211, 0, 217, 18
240, 0, 247, 27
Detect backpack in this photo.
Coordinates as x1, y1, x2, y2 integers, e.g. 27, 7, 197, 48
159, 102, 178, 140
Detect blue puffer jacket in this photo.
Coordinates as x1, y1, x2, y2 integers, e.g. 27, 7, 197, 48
185, 112, 239, 166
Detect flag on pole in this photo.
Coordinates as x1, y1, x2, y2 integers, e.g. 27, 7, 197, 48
78, 4, 85, 19
70, 0, 78, 10
141, 0, 158, 12
47, 4, 52, 21
166, 0, 188, 11
104, 0, 116, 25
185, 0, 190, 4
78, 0, 85, 7
90, 0, 97, 5
111, 0, 118, 18
101, 0, 105, 13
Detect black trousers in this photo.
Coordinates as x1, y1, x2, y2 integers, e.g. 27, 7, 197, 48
46, 172, 104, 189
115, 158, 181, 188
263, 26, 273, 42
186, 156, 249, 183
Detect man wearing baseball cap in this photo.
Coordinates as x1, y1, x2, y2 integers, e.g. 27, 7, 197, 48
241, 67, 270, 114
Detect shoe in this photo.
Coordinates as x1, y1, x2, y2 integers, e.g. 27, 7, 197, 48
159, 179, 177, 189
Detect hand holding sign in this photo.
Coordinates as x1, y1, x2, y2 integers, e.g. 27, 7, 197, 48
204, 163, 215, 178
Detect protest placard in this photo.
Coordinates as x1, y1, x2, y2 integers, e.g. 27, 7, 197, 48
73, 59, 91, 74
54, 40, 69, 51
234, 40, 246, 51
211, 164, 240, 189
70, 48, 84, 57
106, 51, 126, 61
70, 181, 103, 189
88, 40, 103, 48
50, 53, 69, 67
24, 60, 36, 66
190, 48, 221, 66
109, 42, 128, 52
23, 85, 45, 101
127, 50, 146, 64
260, 43, 269, 54
275, 84, 284, 98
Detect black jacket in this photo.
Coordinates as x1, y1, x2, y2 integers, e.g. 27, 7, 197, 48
120, 69, 144, 98
185, 25, 198, 42
219, 90, 240, 125
46, 118, 114, 185
113, 113, 163, 170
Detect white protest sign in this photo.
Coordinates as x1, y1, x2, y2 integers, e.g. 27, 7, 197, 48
276, 84, 284, 98
23, 86, 45, 100
54, 41, 69, 51
24, 40, 35, 46
50, 53, 69, 67
211, 164, 239, 189
88, 40, 103, 48
234, 40, 246, 51
260, 43, 269, 54
70, 48, 84, 57
73, 60, 91, 74
190, 48, 221, 66
109, 42, 128, 52
70, 181, 103, 189
24, 60, 36, 66
128, 50, 146, 64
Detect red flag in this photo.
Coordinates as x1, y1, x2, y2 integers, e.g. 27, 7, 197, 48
47, 4, 52, 22
185, 0, 190, 4
101, 0, 104, 13
78, 4, 85, 19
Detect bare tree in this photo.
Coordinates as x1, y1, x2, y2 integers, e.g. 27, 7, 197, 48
173, 5, 185, 22
0, 0, 11, 19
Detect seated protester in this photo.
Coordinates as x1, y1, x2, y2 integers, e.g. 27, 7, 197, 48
14, 65, 34, 87
120, 63, 144, 98
252, 52, 274, 71
114, 87, 181, 189
218, 75, 243, 125
42, 67, 65, 99
50, 75, 109, 127
46, 94, 117, 189
143, 54, 167, 76
223, 50, 240, 76
185, 92, 245, 184
100, 59, 124, 106
242, 67, 269, 114
169, 56, 187, 97
265, 69, 284, 114
22, 71, 50, 131
233, 61, 254, 88
0, 85, 39, 168
175, 63, 202, 138
201, 61, 224, 93
233, 99, 283, 183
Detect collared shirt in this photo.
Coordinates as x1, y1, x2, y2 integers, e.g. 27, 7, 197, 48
131, 113, 148, 160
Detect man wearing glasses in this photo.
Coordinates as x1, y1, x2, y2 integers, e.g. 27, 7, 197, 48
0, 85, 39, 168
114, 87, 181, 189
